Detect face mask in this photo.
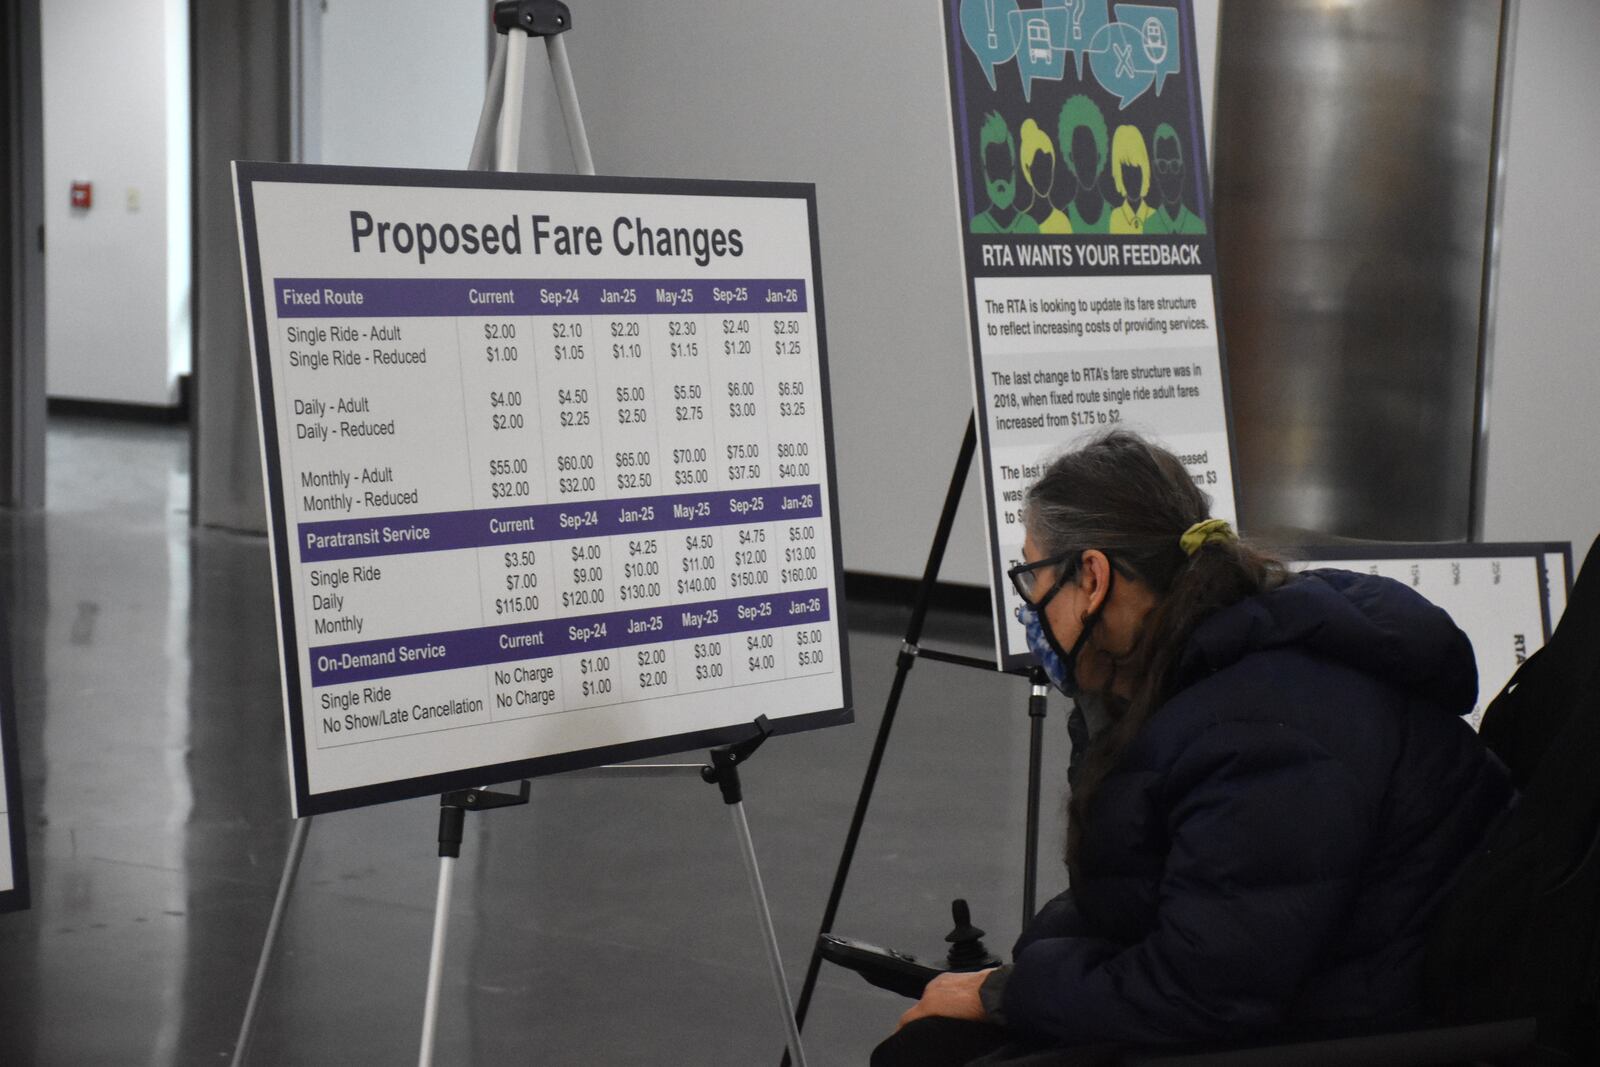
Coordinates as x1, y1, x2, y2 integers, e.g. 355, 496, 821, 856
1018, 602, 1068, 691
1017, 602, 1097, 698
1015, 551, 1118, 697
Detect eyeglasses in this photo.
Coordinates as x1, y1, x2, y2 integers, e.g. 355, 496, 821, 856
1007, 550, 1081, 609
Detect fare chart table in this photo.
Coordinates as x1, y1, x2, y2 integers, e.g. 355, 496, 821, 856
237, 167, 850, 815
286, 278, 830, 708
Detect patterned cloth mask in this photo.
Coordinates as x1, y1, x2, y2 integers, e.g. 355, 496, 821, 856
1017, 602, 1075, 695
1018, 601, 1099, 785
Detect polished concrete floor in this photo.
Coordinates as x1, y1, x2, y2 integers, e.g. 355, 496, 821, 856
0, 416, 1072, 1066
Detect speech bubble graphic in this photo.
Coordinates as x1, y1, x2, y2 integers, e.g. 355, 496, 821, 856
1088, 19, 1154, 108
1064, 0, 1112, 79
1006, 4, 1070, 102
1114, 3, 1181, 94
960, 0, 1022, 91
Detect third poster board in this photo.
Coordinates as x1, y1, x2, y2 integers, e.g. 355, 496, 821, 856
940, 0, 1235, 667
1288, 542, 1571, 730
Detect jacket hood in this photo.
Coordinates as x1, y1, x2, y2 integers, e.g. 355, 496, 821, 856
1175, 569, 1478, 716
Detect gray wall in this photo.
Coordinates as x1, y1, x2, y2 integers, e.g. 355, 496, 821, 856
1479, 0, 1600, 559
308, 0, 486, 168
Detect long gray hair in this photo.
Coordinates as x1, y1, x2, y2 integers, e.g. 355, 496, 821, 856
1024, 430, 1286, 869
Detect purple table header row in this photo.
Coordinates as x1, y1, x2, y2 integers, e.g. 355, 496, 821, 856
298, 484, 824, 562
309, 587, 832, 686
275, 278, 808, 318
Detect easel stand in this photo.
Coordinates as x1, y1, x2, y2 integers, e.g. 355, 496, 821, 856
231, 815, 312, 1067
471, 0, 595, 178
784, 414, 1053, 1063
419, 782, 532, 1067
237, 4, 811, 1064
701, 717, 810, 1067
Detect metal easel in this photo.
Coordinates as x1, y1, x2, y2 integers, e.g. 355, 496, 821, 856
233, 4, 809, 1065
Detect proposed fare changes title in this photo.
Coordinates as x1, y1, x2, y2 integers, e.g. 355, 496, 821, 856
348, 211, 745, 268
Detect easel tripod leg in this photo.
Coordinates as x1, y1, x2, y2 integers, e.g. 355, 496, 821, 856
788, 416, 978, 1053
1023, 670, 1049, 929
469, 33, 509, 170
496, 29, 529, 170
544, 33, 595, 175
417, 854, 458, 1067
732, 802, 809, 1067
231, 814, 314, 1067
415, 784, 526, 1064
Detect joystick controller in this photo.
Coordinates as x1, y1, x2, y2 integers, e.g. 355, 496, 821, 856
818, 898, 1003, 999
944, 898, 1003, 971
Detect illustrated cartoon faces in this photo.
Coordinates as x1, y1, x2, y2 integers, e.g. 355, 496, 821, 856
1058, 94, 1110, 233
972, 111, 1041, 234
969, 103, 1201, 237
1059, 94, 1108, 195
1112, 125, 1150, 205
1019, 118, 1056, 201
1152, 122, 1184, 204
980, 111, 1019, 212
1109, 124, 1154, 233
1019, 118, 1072, 233
1147, 122, 1206, 234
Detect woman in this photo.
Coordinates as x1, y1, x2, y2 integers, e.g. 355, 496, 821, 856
874, 431, 1513, 1065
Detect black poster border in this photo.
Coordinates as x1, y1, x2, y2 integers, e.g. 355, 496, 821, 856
0, 602, 30, 913
939, 0, 1240, 671
234, 162, 853, 817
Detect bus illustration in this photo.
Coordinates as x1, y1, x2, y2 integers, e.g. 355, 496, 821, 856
1027, 18, 1052, 61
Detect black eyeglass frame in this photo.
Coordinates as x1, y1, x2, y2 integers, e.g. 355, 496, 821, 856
1009, 549, 1131, 611
1007, 550, 1082, 610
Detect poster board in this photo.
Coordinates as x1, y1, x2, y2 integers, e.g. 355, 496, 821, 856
1289, 543, 1568, 730
940, 0, 1236, 668
234, 164, 852, 816
0, 605, 29, 912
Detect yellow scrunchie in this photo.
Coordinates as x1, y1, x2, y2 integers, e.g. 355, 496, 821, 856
1180, 518, 1236, 557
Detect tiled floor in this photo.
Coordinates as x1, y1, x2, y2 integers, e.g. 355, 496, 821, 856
0, 416, 1072, 1066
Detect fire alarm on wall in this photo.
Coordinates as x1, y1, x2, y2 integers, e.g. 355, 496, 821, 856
70, 181, 92, 209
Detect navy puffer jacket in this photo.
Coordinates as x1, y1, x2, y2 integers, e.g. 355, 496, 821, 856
1000, 569, 1514, 1046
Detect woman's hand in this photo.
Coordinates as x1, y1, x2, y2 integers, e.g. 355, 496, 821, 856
896, 967, 996, 1030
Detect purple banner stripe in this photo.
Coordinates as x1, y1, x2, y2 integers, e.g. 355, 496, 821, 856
299, 484, 823, 562
275, 278, 808, 318
309, 588, 832, 686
